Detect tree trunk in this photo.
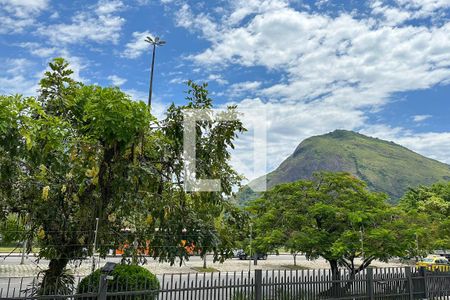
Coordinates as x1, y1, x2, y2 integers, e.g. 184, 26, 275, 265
47, 258, 69, 276
39, 258, 72, 296
342, 258, 372, 293
293, 253, 297, 266
328, 259, 341, 297
203, 254, 207, 269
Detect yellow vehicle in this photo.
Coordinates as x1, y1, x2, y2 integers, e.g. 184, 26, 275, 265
416, 256, 450, 271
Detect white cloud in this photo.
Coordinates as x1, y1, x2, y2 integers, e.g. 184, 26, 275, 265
50, 11, 59, 19
38, 0, 125, 45
171, 1, 450, 179
182, 3, 450, 113
230, 81, 262, 96
19, 42, 57, 58
371, 2, 412, 25
0, 58, 39, 96
192, 11, 450, 110
226, 0, 289, 26
396, 132, 450, 164
122, 31, 152, 59
395, 0, 450, 17
0, 16, 35, 34
226, 98, 366, 174
108, 75, 127, 86
0, 0, 49, 33
0, 49, 90, 96
207, 74, 228, 85
123, 88, 167, 120
372, 0, 450, 24
360, 125, 450, 164
96, 0, 124, 14
413, 114, 432, 122
229, 99, 450, 181
4, 58, 32, 75
175, 3, 219, 40
169, 77, 186, 84
177, 2, 450, 109
0, 0, 49, 17
0, 51, 87, 97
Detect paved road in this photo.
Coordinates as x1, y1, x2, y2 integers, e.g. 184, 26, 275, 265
0, 253, 302, 265
0, 253, 315, 277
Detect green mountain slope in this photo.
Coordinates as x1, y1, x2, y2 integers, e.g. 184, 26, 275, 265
239, 130, 450, 203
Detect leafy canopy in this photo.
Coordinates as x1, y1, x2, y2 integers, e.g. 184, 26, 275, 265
399, 182, 450, 251
0, 58, 247, 287
249, 172, 417, 275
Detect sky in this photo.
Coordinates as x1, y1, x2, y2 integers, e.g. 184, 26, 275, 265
1, 0, 450, 183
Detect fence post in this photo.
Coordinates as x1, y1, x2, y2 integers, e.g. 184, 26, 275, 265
366, 267, 374, 300
421, 267, 429, 299
255, 269, 262, 300
98, 274, 108, 300
405, 267, 414, 300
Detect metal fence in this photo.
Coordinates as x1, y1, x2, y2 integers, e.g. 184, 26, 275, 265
1, 267, 450, 299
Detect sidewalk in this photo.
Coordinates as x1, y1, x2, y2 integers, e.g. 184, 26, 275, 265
0, 262, 92, 277
0, 254, 408, 278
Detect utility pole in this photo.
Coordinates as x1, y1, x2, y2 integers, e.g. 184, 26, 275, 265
20, 215, 29, 265
20, 234, 27, 265
145, 36, 166, 109
91, 218, 99, 273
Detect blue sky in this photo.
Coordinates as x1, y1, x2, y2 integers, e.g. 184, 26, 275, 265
1, 0, 450, 181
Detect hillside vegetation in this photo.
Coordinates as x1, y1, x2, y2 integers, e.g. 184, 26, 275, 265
239, 130, 450, 203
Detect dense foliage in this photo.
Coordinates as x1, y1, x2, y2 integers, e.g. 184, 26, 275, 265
400, 182, 450, 252
78, 265, 159, 299
248, 172, 417, 278
0, 58, 247, 291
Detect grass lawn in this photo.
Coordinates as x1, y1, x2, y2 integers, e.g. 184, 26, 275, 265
0, 247, 39, 253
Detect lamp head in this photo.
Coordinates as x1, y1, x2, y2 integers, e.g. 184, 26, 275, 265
145, 36, 166, 46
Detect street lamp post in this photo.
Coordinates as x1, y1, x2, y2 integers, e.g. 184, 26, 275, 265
145, 36, 166, 109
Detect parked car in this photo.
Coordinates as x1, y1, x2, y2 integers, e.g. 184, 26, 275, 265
416, 255, 450, 271
439, 253, 450, 260
233, 249, 243, 258
235, 249, 268, 260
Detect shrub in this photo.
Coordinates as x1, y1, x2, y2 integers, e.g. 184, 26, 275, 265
77, 264, 159, 299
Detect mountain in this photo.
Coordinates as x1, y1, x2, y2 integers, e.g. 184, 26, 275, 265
238, 130, 450, 204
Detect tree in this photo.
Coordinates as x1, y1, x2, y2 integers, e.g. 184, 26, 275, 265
399, 182, 450, 252
0, 71, 152, 293
142, 80, 247, 265
0, 58, 246, 294
249, 172, 416, 294
0, 214, 25, 246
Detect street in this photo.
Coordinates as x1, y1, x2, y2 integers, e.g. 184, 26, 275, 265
0, 253, 408, 276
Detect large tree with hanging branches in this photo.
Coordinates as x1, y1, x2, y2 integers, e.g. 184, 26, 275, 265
0, 58, 247, 294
